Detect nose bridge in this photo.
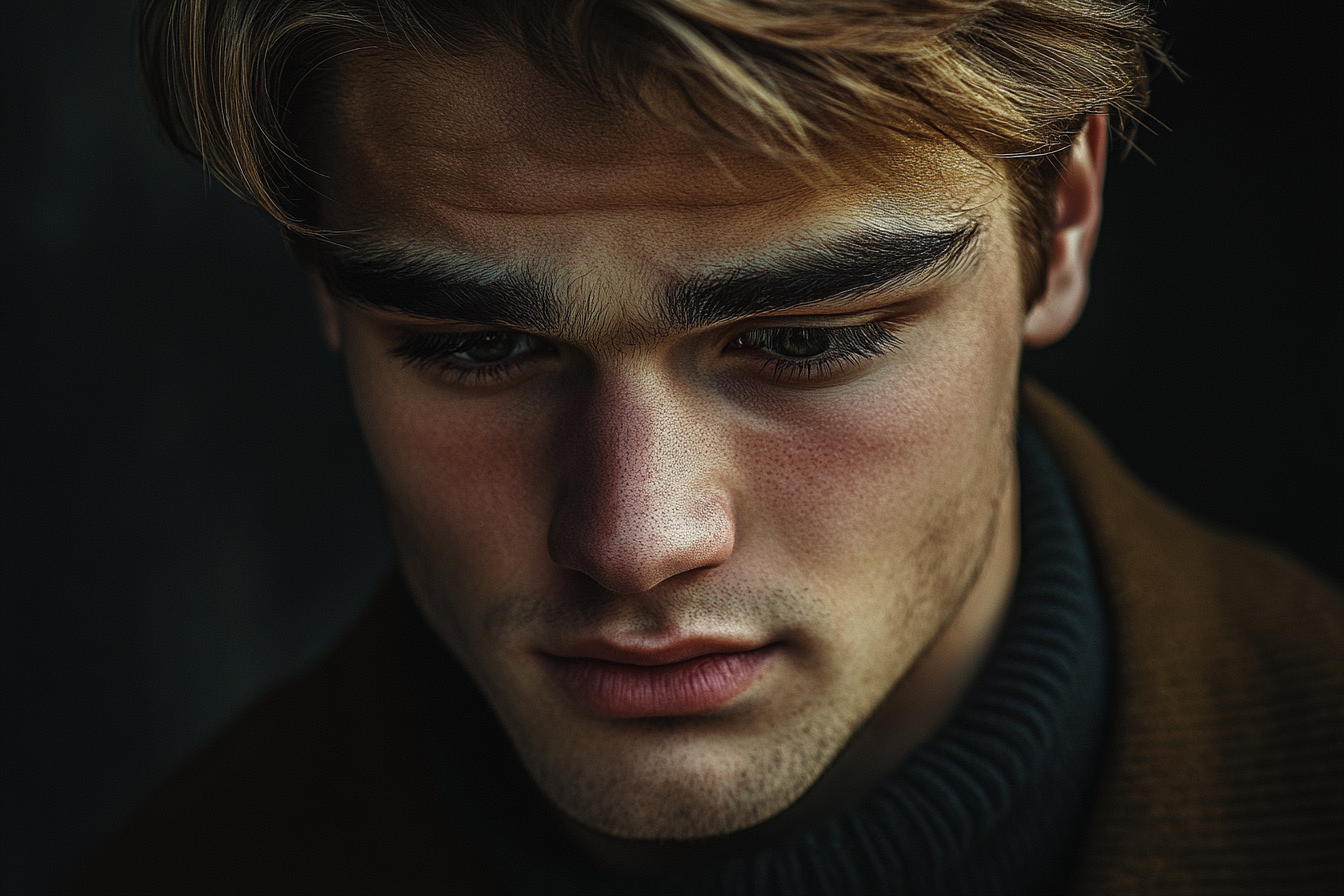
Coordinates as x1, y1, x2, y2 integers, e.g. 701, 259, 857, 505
591, 376, 689, 504
548, 372, 733, 594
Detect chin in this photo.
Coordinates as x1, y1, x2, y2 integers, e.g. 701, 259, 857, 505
503, 697, 858, 840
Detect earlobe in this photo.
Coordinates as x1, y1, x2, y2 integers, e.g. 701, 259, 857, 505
307, 268, 343, 353
1023, 113, 1108, 348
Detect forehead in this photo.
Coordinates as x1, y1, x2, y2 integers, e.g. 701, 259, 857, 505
308, 49, 1003, 278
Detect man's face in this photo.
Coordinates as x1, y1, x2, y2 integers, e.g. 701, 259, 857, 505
310, 51, 1030, 839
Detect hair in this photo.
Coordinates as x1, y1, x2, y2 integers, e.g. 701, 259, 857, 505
138, 0, 1163, 301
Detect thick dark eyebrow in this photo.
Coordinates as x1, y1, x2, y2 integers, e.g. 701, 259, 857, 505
316, 222, 977, 334
317, 248, 558, 331
661, 223, 979, 330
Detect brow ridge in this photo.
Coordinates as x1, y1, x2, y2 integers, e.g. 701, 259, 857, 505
661, 223, 979, 330
318, 247, 558, 331
316, 222, 978, 336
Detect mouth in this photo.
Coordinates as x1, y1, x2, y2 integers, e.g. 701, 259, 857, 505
541, 639, 779, 718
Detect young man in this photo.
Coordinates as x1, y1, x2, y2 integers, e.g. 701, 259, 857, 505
71, 1, 1341, 893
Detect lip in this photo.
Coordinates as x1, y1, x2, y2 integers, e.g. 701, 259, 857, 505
542, 639, 778, 718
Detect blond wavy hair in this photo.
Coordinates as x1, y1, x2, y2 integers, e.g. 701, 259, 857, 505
139, 0, 1162, 298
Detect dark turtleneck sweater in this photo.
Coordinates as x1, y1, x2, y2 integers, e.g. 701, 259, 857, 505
413, 419, 1111, 895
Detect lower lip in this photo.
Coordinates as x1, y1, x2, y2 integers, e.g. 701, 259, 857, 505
543, 647, 777, 718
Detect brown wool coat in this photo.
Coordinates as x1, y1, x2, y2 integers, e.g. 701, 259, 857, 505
66, 383, 1344, 895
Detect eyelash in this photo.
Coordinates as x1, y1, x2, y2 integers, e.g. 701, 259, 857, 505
389, 321, 903, 385
732, 322, 903, 381
390, 331, 547, 385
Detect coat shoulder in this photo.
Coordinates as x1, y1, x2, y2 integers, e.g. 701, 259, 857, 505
1022, 382, 1343, 896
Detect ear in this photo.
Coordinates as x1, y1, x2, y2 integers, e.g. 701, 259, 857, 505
1023, 113, 1108, 348
307, 268, 344, 353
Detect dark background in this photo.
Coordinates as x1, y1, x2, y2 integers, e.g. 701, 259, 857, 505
2, 2, 1340, 894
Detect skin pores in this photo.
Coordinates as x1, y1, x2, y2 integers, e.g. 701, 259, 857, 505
307, 50, 1030, 844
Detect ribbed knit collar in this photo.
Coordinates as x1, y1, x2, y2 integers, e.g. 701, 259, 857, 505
413, 419, 1110, 895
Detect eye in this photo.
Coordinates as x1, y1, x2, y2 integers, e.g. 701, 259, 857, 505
390, 329, 550, 384
448, 331, 536, 363
740, 327, 839, 359
733, 322, 903, 381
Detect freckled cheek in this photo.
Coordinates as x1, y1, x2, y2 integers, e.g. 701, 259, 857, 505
732, 345, 1014, 580
733, 400, 932, 559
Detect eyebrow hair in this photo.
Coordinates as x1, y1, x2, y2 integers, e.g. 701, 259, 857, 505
316, 221, 979, 334
317, 247, 560, 331
661, 222, 980, 330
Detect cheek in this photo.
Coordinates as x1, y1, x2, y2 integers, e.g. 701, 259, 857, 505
731, 291, 1022, 588
343, 340, 558, 602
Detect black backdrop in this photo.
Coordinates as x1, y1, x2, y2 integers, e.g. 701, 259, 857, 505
2, 3, 1340, 894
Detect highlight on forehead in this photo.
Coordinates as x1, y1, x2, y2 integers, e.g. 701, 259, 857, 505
306, 48, 1007, 256
324, 44, 1003, 203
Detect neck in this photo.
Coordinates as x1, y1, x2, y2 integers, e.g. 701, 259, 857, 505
560, 464, 1021, 878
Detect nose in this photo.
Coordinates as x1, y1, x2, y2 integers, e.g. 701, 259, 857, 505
547, 375, 734, 595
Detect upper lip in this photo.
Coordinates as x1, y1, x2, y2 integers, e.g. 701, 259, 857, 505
544, 636, 770, 666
